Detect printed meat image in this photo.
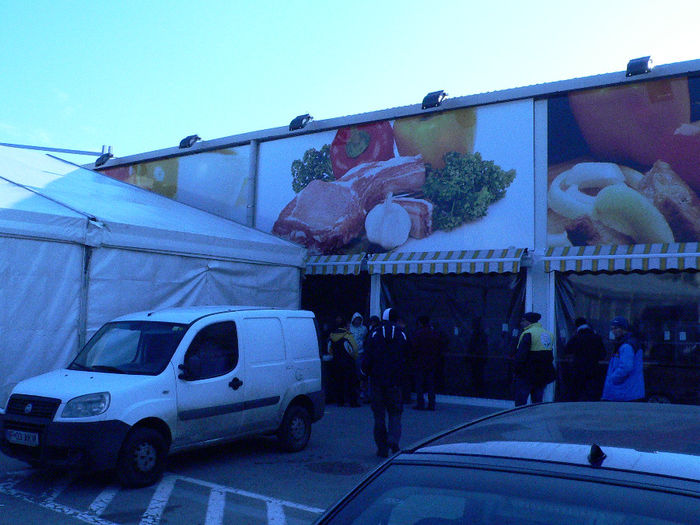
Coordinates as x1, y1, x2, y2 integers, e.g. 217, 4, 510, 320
337, 155, 426, 211
272, 180, 365, 254
394, 197, 433, 239
547, 76, 700, 247
274, 114, 517, 254
273, 156, 425, 254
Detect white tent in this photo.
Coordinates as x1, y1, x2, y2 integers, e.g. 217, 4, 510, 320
0, 146, 306, 404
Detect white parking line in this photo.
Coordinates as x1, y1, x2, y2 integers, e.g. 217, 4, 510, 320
0, 473, 118, 525
204, 488, 226, 525
266, 500, 287, 525
175, 474, 325, 515
44, 474, 73, 503
0, 470, 324, 524
88, 485, 119, 516
139, 474, 176, 525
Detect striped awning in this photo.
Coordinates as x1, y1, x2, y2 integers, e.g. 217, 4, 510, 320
304, 253, 367, 275
368, 248, 524, 275
544, 243, 700, 272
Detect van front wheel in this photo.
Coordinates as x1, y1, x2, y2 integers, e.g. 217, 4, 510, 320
116, 427, 167, 488
277, 405, 311, 452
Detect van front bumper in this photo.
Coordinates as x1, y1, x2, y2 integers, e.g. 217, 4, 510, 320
0, 413, 130, 471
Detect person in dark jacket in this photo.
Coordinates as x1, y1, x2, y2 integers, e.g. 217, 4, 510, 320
362, 307, 409, 457
328, 316, 360, 407
565, 317, 606, 401
512, 312, 555, 407
411, 315, 443, 411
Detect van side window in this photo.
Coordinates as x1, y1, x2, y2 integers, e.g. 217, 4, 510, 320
184, 322, 238, 380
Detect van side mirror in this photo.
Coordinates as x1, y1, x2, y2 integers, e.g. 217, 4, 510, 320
178, 363, 190, 380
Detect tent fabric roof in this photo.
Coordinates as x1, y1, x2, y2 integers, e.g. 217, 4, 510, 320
0, 146, 306, 267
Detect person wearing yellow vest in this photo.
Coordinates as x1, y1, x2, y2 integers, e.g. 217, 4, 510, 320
512, 312, 556, 406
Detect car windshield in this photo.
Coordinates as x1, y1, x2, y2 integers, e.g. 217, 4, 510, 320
325, 463, 698, 524
69, 321, 188, 375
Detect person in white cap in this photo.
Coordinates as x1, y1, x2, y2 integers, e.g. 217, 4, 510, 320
362, 307, 409, 457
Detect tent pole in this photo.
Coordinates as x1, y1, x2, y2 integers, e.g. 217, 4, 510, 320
246, 139, 259, 229
370, 273, 381, 318
77, 246, 92, 350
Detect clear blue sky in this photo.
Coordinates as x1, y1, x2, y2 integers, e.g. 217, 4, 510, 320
2, 0, 699, 160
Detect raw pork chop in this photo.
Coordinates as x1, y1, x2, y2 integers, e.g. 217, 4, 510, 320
272, 180, 365, 253
394, 197, 433, 238
338, 155, 426, 211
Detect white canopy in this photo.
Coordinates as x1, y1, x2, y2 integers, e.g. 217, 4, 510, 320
0, 146, 305, 265
0, 146, 306, 405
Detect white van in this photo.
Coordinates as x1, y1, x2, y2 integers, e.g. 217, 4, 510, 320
0, 306, 324, 487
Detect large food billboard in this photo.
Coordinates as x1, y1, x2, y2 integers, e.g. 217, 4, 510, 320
256, 99, 534, 254
547, 75, 700, 247
101, 146, 251, 224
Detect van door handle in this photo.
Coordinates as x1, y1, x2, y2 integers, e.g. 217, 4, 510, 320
229, 377, 243, 390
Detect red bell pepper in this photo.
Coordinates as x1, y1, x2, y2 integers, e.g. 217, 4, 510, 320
330, 121, 395, 178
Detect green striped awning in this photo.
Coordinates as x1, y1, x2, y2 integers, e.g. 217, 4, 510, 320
368, 248, 524, 275
543, 243, 700, 272
304, 253, 366, 275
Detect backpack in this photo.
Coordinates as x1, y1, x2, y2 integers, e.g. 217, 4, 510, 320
331, 334, 355, 362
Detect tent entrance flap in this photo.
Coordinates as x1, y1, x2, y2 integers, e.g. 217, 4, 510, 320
544, 243, 700, 273
369, 248, 524, 275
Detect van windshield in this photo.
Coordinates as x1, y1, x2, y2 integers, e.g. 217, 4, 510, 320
69, 321, 188, 375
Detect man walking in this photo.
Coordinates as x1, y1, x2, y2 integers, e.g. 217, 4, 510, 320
362, 308, 409, 457
512, 312, 555, 407
565, 317, 606, 401
602, 316, 645, 401
411, 315, 442, 411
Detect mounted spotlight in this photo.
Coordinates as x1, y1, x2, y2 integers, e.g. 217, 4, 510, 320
94, 152, 113, 168
422, 90, 447, 110
626, 56, 653, 77
179, 134, 201, 149
289, 114, 312, 131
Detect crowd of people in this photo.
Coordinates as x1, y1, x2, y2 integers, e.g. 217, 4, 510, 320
322, 308, 646, 457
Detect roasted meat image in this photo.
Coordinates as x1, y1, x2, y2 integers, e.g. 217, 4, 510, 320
636, 161, 700, 242
565, 216, 634, 246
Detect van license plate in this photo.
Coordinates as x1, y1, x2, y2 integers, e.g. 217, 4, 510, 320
5, 429, 39, 447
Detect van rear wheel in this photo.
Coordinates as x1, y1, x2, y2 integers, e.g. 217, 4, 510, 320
277, 405, 311, 452
116, 427, 167, 488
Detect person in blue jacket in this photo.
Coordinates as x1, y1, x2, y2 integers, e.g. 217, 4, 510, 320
602, 316, 645, 401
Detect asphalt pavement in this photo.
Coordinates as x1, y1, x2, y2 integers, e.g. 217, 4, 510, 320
0, 395, 512, 524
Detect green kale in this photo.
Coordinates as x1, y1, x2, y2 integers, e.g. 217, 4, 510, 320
291, 144, 334, 192
423, 151, 516, 231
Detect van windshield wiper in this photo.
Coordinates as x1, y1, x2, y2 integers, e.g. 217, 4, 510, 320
89, 365, 126, 374
68, 363, 90, 371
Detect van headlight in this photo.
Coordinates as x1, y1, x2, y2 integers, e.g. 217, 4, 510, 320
61, 392, 111, 418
